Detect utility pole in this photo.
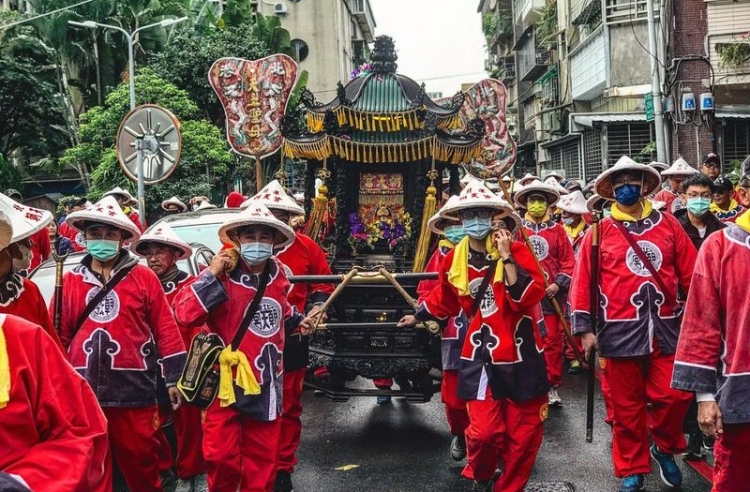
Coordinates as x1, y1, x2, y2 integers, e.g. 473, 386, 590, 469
646, 0, 668, 164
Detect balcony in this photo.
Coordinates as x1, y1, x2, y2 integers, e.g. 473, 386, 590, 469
570, 0, 601, 25
349, 0, 376, 43
569, 27, 608, 100
513, 0, 545, 26
516, 29, 550, 81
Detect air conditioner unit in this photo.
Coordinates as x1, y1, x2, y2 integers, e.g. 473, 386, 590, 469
274, 2, 288, 14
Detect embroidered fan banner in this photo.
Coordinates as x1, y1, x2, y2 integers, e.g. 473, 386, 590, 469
209, 55, 300, 159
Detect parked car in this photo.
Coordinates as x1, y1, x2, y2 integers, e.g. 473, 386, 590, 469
30, 243, 215, 306
149, 208, 242, 254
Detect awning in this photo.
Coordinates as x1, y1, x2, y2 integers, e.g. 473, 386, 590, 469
716, 108, 750, 119
570, 112, 646, 132
540, 133, 580, 149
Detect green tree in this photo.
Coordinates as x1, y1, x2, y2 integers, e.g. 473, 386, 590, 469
0, 155, 23, 191
61, 70, 234, 218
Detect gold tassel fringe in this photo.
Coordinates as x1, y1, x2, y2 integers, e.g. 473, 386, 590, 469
304, 183, 328, 240
412, 184, 438, 273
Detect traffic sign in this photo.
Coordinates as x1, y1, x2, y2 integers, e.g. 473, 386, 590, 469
116, 104, 182, 185
644, 93, 655, 122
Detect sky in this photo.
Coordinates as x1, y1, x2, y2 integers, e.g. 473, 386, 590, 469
367, 0, 487, 98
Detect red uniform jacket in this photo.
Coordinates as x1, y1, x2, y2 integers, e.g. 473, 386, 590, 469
714, 203, 746, 223
58, 221, 87, 252
0, 314, 110, 492
564, 223, 589, 259
28, 228, 51, 272
0, 273, 62, 350
415, 242, 548, 402
520, 217, 575, 314
672, 226, 750, 425
568, 209, 697, 358
55, 251, 187, 407
654, 188, 684, 215
125, 208, 145, 233
417, 245, 468, 371
174, 258, 305, 421
276, 233, 334, 371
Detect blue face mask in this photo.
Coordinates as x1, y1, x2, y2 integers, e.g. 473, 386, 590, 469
444, 225, 466, 245
87, 239, 120, 262
687, 197, 711, 217
562, 217, 576, 226
462, 216, 492, 239
603, 208, 612, 218
240, 242, 274, 265
614, 184, 642, 206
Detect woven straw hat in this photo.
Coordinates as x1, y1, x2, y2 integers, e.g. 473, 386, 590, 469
518, 173, 540, 187
133, 223, 192, 260
195, 201, 217, 210
557, 191, 589, 215
244, 180, 305, 216
544, 176, 569, 195
161, 196, 187, 212
441, 181, 514, 220
544, 171, 564, 182
0, 211, 12, 251
66, 196, 142, 241
514, 179, 560, 207
0, 192, 53, 243
586, 194, 612, 214
594, 156, 662, 199
649, 161, 669, 173
428, 196, 461, 234
661, 157, 699, 177
218, 202, 295, 249
103, 186, 138, 206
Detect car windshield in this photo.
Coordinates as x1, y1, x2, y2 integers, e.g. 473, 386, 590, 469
171, 223, 224, 252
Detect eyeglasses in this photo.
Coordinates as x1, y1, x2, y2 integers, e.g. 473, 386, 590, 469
612, 177, 643, 187
459, 209, 493, 220
687, 192, 712, 199
702, 162, 720, 169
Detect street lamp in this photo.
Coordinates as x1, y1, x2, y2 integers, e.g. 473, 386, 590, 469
69, 16, 188, 226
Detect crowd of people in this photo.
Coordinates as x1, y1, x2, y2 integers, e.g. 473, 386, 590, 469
0, 150, 748, 492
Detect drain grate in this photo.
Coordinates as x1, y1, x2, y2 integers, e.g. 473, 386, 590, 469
524, 482, 576, 492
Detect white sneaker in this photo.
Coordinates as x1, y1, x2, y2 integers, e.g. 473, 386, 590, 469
548, 386, 563, 406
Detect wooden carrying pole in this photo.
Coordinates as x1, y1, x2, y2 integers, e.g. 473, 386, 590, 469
586, 214, 601, 443
499, 182, 584, 365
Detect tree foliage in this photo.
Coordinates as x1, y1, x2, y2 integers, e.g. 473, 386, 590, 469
0, 155, 23, 191
62, 70, 234, 219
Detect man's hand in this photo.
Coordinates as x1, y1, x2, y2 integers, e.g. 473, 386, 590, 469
306, 305, 328, 324
545, 283, 560, 299
698, 401, 723, 439
210, 249, 237, 277
168, 386, 183, 411
580, 332, 597, 361
493, 228, 513, 257
397, 315, 417, 328
298, 317, 317, 336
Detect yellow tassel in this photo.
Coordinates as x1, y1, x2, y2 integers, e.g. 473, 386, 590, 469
412, 184, 438, 273
218, 347, 260, 407
305, 182, 329, 240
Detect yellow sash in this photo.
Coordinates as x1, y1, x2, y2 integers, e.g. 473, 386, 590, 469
448, 236, 503, 297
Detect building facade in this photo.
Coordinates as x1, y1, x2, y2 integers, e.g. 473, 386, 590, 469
480, 0, 750, 182
227, 0, 376, 99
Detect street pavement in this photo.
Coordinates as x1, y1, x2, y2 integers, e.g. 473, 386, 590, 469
293, 371, 713, 492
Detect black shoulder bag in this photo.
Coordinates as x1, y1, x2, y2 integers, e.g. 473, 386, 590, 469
178, 261, 271, 408
470, 259, 498, 319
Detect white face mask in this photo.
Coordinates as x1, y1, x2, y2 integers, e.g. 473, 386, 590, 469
15, 243, 32, 271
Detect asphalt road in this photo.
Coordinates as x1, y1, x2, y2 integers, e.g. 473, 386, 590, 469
292, 371, 713, 492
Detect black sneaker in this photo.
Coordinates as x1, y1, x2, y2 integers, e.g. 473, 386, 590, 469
274, 470, 294, 492
683, 432, 703, 461
703, 435, 716, 451
450, 435, 466, 461
160, 470, 177, 492
471, 480, 491, 492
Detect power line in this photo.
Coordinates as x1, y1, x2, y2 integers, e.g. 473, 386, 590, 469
0, 0, 95, 31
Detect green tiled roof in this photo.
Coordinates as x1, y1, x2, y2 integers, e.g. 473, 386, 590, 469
353, 74, 412, 113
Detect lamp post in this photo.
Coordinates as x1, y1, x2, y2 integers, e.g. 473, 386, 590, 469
69, 17, 187, 227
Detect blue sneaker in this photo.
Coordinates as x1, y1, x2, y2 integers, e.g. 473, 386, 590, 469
618, 474, 645, 492
651, 443, 683, 488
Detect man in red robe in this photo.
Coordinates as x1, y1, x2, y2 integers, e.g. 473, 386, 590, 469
244, 180, 334, 492
516, 179, 575, 406
134, 224, 207, 492
672, 205, 750, 491
0, 195, 62, 350
103, 186, 145, 232
399, 182, 549, 492
654, 157, 699, 215
55, 196, 187, 492
569, 156, 697, 492
58, 198, 89, 252
174, 202, 315, 492
711, 176, 746, 223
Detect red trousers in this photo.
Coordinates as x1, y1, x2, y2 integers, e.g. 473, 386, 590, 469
441, 370, 470, 436
103, 406, 164, 492
606, 344, 691, 477
156, 404, 206, 478
463, 389, 547, 492
599, 357, 614, 426
543, 314, 563, 387
713, 423, 750, 492
278, 368, 306, 473
203, 401, 281, 492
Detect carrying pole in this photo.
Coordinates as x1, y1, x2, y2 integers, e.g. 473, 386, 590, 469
586, 213, 601, 443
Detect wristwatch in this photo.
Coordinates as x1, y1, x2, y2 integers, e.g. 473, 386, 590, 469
501, 255, 514, 265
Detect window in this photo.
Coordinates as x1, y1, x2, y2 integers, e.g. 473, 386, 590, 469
723, 120, 750, 164
291, 39, 309, 62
